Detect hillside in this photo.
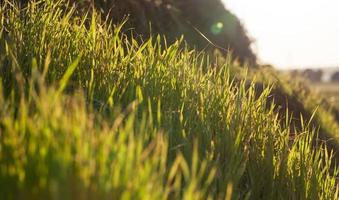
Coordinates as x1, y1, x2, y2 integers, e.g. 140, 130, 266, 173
0, 1, 338, 199
80, 0, 257, 66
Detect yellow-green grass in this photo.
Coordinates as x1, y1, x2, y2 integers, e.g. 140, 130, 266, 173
0, 0, 338, 199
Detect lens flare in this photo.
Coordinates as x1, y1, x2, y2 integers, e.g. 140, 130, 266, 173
211, 22, 224, 35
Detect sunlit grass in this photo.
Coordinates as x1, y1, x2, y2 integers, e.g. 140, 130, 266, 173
0, 0, 338, 199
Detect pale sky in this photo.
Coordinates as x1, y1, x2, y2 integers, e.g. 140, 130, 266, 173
223, 0, 339, 69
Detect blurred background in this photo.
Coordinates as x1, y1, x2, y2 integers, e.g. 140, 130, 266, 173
224, 0, 339, 69
224, 0, 339, 108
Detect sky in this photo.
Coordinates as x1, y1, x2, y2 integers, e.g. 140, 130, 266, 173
222, 0, 339, 69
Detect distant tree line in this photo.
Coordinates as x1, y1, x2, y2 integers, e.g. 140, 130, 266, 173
302, 69, 323, 82
292, 68, 339, 82
331, 71, 339, 82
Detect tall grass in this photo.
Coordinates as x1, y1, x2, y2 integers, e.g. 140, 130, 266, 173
0, 0, 338, 199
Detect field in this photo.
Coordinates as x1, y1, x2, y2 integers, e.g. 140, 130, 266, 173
0, 1, 338, 200
312, 82, 339, 109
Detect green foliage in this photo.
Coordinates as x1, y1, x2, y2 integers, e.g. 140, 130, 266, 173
0, 1, 338, 199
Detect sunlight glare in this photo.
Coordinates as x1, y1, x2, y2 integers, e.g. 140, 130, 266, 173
223, 0, 339, 69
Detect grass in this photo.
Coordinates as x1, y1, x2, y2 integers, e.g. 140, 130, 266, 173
248, 67, 339, 147
0, 0, 338, 199
279, 74, 339, 143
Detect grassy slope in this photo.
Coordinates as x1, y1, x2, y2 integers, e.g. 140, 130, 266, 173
0, 1, 338, 199
243, 67, 339, 158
